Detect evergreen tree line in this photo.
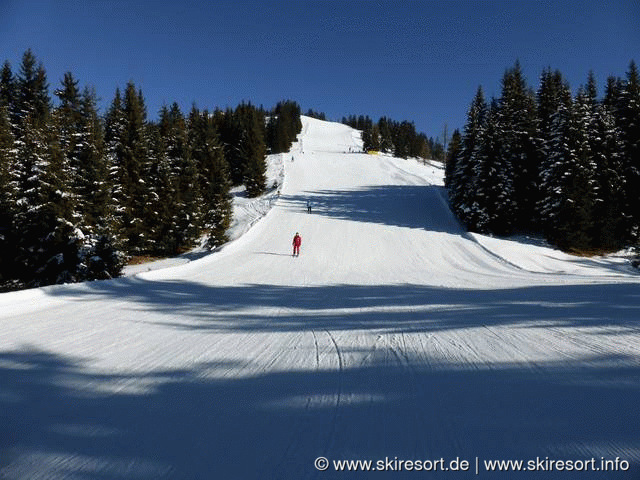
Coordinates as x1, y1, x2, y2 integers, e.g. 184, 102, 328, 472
304, 109, 326, 121
0, 50, 301, 291
445, 60, 640, 252
342, 115, 444, 161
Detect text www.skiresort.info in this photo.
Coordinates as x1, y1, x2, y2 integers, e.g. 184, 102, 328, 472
314, 455, 632, 474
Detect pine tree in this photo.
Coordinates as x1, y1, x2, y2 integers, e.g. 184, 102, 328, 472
11, 53, 61, 285
0, 105, 16, 287
16, 49, 50, 134
538, 88, 598, 250
215, 107, 244, 186
190, 109, 232, 248
104, 88, 126, 243
76, 87, 122, 279
444, 129, 462, 187
235, 103, 267, 197
0, 61, 16, 129
449, 86, 486, 226
591, 102, 625, 249
146, 118, 176, 253
537, 68, 569, 147
54, 72, 84, 226
496, 61, 539, 231
378, 117, 393, 153
12, 109, 80, 285
110, 82, 151, 253
79, 87, 111, 231
164, 103, 200, 252
267, 100, 302, 154
618, 61, 640, 240
470, 99, 518, 234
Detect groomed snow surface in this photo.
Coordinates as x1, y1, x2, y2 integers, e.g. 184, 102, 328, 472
1, 117, 639, 479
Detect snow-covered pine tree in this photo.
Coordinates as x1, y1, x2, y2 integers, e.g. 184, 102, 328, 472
267, 101, 302, 154
235, 102, 267, 197
538, 86, 573, 245
448, 86, 486, 227
537, 68, 569, 152
214, 107, 244, 186
79, 87, 111, 232
470, 99, 517, 234
569, 87, 599, 249
110, 82, 151, 253
378, 117, 393, 153
75, 87, 123, 279
145, 117, 176, 254
162, 103, 201, 253
0, 61, 17, 132
9, 50, 82, 286
54, 72, 84, 226
444, 129, 461, 187
617, 61, 640, 241
189, 109, 232, 249
603, 75, 624, 115
538, 86, 598, 250
495, 61, 539, 232
104, 87, 126, 244
0, 105, 16, 287
590, 101, 625, 249
15, 50, 50, 135
12, 107, 83, 286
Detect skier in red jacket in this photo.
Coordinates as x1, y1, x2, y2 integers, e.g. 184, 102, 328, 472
292, 232, 302, 257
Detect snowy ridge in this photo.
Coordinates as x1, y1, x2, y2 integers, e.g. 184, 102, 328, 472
1, 116, 639, 479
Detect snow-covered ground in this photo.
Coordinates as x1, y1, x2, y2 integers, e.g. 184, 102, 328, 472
1, 117, 639, 479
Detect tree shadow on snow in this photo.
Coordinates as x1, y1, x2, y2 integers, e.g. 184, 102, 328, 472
279, 185, 463, 234
25, 273, 640, 478
50, 277, 640, 336
1, 344, 638, 479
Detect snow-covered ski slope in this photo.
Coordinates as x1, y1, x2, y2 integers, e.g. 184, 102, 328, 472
1, 117, 639, 479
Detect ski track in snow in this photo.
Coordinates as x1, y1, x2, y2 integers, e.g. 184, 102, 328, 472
1, 117, 640, 479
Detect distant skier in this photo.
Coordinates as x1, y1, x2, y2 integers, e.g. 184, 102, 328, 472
292, 232, 302, 257
307, 200, 312, 214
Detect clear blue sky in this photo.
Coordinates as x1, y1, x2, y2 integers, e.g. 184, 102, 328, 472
1, 0, 638, 140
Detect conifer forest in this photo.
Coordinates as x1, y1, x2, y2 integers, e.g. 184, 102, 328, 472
0, 50, 302, 290
445, 61, 640, 253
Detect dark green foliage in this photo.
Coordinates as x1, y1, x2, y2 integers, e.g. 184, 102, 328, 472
215, 107, 244, 185
4, 49, 373, 288
447, 86, 486, 226
16, 49, 50, 130
353, 115, 432, 159
0, 61, 16, 125
79, 87, 111, 231
165, 103, 201, 252
266, 100, 302, 154
189, 107, 233, 248
617, 61, 640, 241
109, 81, 150, 253
0, 105, 16, 286
495, 62, 539, 231
305, 109, 326, 120
235, 102, 267, 197
145, 119, 177, 253
448, 60, 639, 253
444, 129, 462, 195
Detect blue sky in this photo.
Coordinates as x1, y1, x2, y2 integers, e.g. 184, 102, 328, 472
1, 0, 638, 140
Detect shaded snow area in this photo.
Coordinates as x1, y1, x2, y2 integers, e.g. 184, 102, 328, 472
1, 117, 639, 479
